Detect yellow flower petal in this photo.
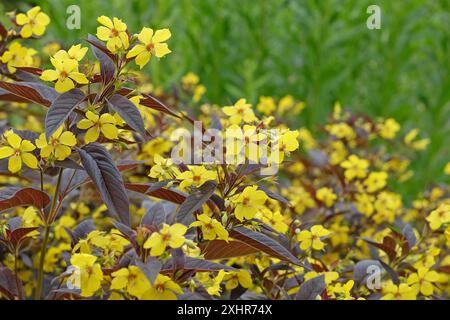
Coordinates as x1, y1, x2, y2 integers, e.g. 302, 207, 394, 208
152, 29, 171, 43
69, 72, 89, 84
154, 43, 171, 58
21, 152, 38, 169
135, 51, 151, 69
15, 13, 29, 25
97, 16, 113, 29
55, 77, 75, 93
7, 133, 22, 149
101, 124, 118, 140
138, 27, 153, 44
96, 26, 111, 41
59, 131, 77, 146
0, 146, 14, 158
8, 155, 22, 173
20, 25, 33, 38
77, 119, 94, 130
20, 140, 36, 152
126, 44, 146, 59
85, 127, 100, 144
54, 145, 72, 160
40, 69, 59, 82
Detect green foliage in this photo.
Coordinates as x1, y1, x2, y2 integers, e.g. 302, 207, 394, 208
5, 0, 450, 196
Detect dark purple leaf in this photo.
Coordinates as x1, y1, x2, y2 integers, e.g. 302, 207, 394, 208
77, 144, 130, 225
295, 275, 326, 300
107, 94, 145, 138
45, 88, 86, 139
0, 187, 50, 212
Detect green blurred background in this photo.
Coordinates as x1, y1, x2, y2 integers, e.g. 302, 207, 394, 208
1, 0, 449, 197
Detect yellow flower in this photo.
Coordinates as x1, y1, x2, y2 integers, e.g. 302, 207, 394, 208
326, 123, 356, 141
54, 44, 88, 62
381, 281, 416, 300
222, 99, 256, 124
304, 271, 339, 285
15, 6, 50, 38
444, 162, 450, 175
229, 185, 268, 221
143, 223, 187, 256
426, 204, 450, 231
272, 130, 300, 163
141, 274, 183, 300
77, 111, 119, 143
181, 72, 199, 90
73, 230, 110, 254
224, 270, 252, 290
96, 16, 129, 53
68, 253, 103, 297
226, 124, 265, 163
329, 280, 355, 300
341, 155, 369, 181
176, 165, 217, 189
0, 130, 38, 173
407, 267, 440, 296
40, 58, 88, 93
206, 270, 228, 296
316, 187, 337, 207
35, 126, 77, 161
297, 225, 331, 251
257, 96, 276, 115
378, 118, 400, 139
260, 209, 288, 233
404, 129, 430, 150
126, 27, 172, 68
22, 207, 42, 239
193, 85, 206, 102
0, 42, 37, 73
43, 42, 61, 56
54, 215, 76, 241
190, 214, 229, 241
148, 154, 180, 181
111, 266, 150, 299
364, 171, 388, 193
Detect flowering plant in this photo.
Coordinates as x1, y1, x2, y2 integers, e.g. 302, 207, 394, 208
0, 7, 449, 301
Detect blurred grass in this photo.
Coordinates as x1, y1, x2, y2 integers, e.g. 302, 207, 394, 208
1, 0, 449, 197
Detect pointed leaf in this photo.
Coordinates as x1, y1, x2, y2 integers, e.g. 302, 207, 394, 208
45, 88, 86, 139
136, 258, 162, 285
0, 187, 50, 212
125, 183, 187, 204
107, 94, 145, 137
87, 35, 115, 85
295, 275, 326, 300
176, 181, 217, 225
201, 240, 259, 260
230, 226, 302, 266
77, 143, 130, 225
0, 81, 58, 107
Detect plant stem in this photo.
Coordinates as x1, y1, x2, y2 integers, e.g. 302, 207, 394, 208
35, 225, 50, 300
34, 168, 64, 300
14, 249, 23, 300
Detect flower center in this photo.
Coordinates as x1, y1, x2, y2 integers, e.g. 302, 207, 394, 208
111, 28, 119, 37
193, 175, 201, 183
161, 232, 171, 241
50, 137, 59, 146
146, 43, 155, 52
60, 71, 68, 79
155, 283, 165, 292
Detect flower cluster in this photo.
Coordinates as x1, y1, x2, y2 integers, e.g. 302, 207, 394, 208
0, 8, 448, 302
